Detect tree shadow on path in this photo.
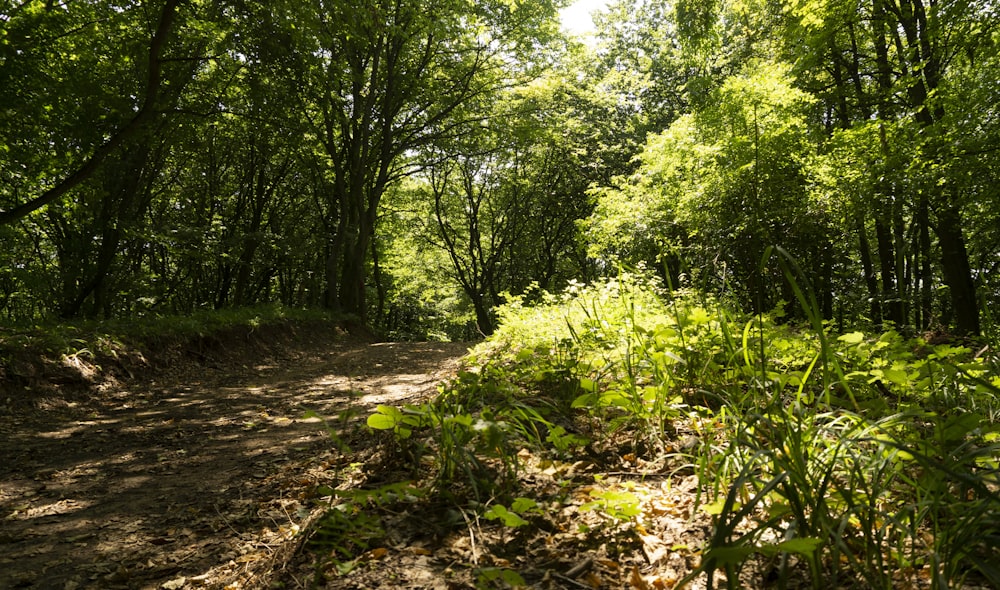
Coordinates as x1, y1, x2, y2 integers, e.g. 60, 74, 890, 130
0, 340, 470, 590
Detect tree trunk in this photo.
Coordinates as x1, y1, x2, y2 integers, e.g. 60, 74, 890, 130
61, 140, 153, 318
857, 214, 882, 325
892, 196, 908, 329
472, 293, 495, 336
915, 196, 933, 329
874, 214, 901, 326
935, 202, 980, 335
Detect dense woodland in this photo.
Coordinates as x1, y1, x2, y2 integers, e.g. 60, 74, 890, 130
4, 1, 1000, 588
3, 0, 999, 340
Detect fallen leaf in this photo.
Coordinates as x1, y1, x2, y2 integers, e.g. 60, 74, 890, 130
629, 566, 650, 590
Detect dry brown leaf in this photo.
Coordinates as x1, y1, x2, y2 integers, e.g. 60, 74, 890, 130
629, 566, 651, 589
235, 552, 262, 563
640, 531, 669, 552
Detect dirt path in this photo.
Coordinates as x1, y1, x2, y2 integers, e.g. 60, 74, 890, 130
0, 340, 470, 590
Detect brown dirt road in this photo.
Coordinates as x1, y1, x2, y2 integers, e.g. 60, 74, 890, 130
0, 337, 470, 590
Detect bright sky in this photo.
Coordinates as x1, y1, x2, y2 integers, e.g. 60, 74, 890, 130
559, 0, 610, 36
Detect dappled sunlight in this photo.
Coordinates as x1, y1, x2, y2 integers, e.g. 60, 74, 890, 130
1, 340, 470, 589
9, 497, 92, 520
358, 374, 445, 406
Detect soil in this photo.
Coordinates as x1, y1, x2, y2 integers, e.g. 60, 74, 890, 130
0, 324, 471, 590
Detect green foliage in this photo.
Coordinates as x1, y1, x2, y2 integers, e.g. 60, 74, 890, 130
366, 376, 544, 501
403, 267, 1000, 587
366, 404, 428, 440
309, 504, 385, 574
375, 195, 477, 341
485, 272, 745, 449
7, 0, 1000, 585
309, 482, 425, 579
484, 497, 543, 528
579, 487, 642, 522
585, 62, 833, 316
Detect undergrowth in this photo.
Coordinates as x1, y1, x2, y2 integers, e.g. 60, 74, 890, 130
1, 304, 342, 354
363, 268, 1000, 588
0, 305, 348, 391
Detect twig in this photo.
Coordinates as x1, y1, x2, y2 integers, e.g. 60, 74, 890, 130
551, 571, 594, 589
565, 557, 593, 578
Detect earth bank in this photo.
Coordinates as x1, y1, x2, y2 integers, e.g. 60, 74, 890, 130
0, 321, 470, 589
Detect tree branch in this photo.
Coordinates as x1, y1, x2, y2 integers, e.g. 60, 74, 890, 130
0, 0, 181, 226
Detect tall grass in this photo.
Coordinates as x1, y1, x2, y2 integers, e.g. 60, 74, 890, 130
465, 267, 1000, 588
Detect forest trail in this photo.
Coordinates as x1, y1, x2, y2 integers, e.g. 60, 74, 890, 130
0, 339, 471, 590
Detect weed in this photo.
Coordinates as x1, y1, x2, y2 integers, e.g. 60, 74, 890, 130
372, 267, 1000, 588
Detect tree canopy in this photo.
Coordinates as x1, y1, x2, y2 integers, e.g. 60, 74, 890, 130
2, 0, 999, 338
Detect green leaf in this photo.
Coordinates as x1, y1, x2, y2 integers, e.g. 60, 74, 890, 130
367, 404, 403, 430
511, 497, 538, 514
484, 505, 530, 527
688, 306, 712, 325
883, 368, 909, 385
704, 545, 757, 566
367, 413, 398, 430
838, 331, 865, 344
775, 537, 823, 555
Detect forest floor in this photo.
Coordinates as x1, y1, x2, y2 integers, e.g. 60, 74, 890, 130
0, 323, 471, 590
6, 320, 969, 590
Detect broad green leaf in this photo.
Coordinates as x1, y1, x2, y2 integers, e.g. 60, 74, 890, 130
838, 331, 865, 344
367, 413, 398, 430
704, 545, 757, 566
484, 505, 529, 527
883, 368, 909, 385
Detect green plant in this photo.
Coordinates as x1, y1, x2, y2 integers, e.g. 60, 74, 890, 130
676, 251, 1000, 589
579, 486, 642, 523
366, 388, 525, 501
484, 497, 543, 528
310, 505, 384, 577
367, 404, 430, 440
375, 264, 1000, 588
309, 483, 424, 579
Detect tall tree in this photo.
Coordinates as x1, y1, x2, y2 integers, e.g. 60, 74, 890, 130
415, 75, 595, 334
778, 0, 995, 334
587, 62, 833, 316
292, 0, 560, 323
0, 0, 183, 226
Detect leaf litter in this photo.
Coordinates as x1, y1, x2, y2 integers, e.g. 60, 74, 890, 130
2, 326, 790, 590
